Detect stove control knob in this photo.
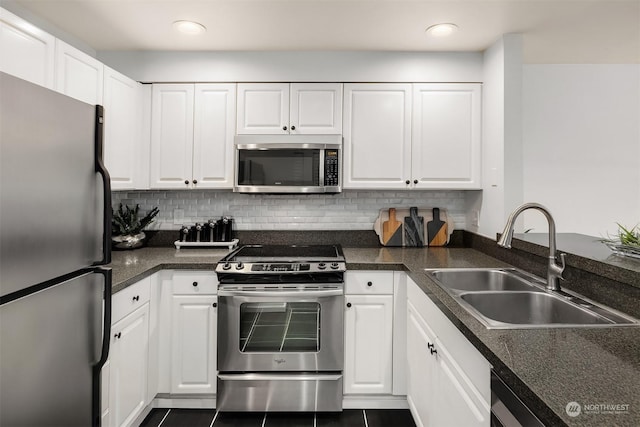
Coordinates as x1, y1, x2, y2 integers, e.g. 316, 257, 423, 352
330, 262, 340, 269
318, 263, 327, 270
222, 262, 231, 270
235, 262, 244, 270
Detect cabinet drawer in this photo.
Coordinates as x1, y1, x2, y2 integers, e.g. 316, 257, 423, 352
172, 271, 217, 294
345, 271, 394, 294
112, 276, 151, 324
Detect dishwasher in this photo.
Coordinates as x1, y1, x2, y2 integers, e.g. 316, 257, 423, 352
491, 370, 545, 427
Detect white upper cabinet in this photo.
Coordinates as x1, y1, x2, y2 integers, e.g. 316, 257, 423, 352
237, 83, 289, 134
343, 84, 412, 189
103, 67, 145, 190
237, 83, 342, 135
54, 39, 103, 105
150, 84, 195, 189
290, 83, 342, 134
193, 84, 237, 188
412, 84, 482, 189
150, 83, 236, 189
0, 8, 55, 89
344, 83, 482, 190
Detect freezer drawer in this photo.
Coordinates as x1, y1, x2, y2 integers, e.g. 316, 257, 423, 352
217, 373, 343, 412
0, 270, 110, 427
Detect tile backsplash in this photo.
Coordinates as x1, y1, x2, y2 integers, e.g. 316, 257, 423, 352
112, 190, 468, 231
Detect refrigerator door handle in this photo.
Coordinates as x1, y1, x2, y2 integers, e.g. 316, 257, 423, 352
91, 266, 112, 427
94, 105, 112, 266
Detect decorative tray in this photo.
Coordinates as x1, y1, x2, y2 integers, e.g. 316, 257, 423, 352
602, 241, 640, 259
174, 239, 239, 250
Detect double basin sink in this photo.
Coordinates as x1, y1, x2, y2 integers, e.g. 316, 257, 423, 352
425, 268, 639, 329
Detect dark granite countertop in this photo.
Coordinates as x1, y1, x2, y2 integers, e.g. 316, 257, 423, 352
108, 245, 640, 427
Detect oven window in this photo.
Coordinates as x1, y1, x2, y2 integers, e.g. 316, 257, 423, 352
239, 302, 320, 352
237, 149, 320, 186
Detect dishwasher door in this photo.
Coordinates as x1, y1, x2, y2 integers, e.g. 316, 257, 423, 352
490, 371, 545, 427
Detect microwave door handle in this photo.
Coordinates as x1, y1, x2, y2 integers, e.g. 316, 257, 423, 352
217, 289, 344, 298
319, 148, 325, 186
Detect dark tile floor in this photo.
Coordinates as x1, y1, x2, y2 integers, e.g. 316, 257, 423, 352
140, 408, 417, 427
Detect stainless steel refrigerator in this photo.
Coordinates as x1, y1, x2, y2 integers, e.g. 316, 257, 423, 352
0, 72, 112, 427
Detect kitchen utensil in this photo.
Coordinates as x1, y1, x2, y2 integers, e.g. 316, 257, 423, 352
427, 207, 448, 246
383, 208, 403, 246
404, 206, 425, 247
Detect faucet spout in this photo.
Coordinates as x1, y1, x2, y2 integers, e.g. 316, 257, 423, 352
497, 203, 565, 291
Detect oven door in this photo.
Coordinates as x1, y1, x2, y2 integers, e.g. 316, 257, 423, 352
218, 288, 344, 372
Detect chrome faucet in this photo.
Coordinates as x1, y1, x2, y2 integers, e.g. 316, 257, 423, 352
497, 203, 566, 291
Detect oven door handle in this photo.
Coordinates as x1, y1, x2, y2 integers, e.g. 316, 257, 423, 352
218, 373, 343, 381
217, 289, 344, 298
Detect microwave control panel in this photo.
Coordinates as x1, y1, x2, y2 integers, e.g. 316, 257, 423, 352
324, 150, 340, 186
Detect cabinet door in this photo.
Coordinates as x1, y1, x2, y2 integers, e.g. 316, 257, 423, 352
193, 84, 236, 188
412, 84, 482, 189
0, 8, 55, 88
237, 83, 289, 134
170, 295, 217, 394
343, 84, 412, 189
55, 39, 103, 105
103, 67, 143, 190
110, 303, 150, 427
290, 83, 342, 134
406, 302, 437, 427
432, 336, 490, 427
101, 359, 111, 427
150, 84, 195, 189
344, 294, 393, 394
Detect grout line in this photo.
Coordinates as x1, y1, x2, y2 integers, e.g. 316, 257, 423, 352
157, 408, 171, 427
209, 410, 219, 427
363, 409, 369, 427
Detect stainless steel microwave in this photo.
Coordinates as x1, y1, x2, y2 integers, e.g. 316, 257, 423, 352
234, 135, 342, 194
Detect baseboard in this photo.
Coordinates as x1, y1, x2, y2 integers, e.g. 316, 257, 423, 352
137, 393, 408, 417
152, 394, 217, 409
342, 395, 409, 409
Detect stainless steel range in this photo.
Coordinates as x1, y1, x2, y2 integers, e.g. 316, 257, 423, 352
215, 244, 346, 412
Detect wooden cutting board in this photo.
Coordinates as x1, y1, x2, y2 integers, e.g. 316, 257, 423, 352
382, 208, 403, 245
427, 207, 448, 246
374, 207, 452, 246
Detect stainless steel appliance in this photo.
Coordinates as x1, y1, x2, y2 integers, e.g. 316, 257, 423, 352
216, 244, 346, 412
234, 134, 342, 194
490, 371, 544, 427
0, 72, 112, 427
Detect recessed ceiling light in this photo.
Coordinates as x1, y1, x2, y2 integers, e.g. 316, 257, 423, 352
425, 23, 458, 37
173, 20, 206, 35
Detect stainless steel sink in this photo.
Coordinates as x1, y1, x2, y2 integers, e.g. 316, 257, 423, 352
459, 292, 615, 327
425, 268, 639, 329
430, 268, 538, 293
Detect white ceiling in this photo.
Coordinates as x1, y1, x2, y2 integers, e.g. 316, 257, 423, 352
6, 0, 640, 63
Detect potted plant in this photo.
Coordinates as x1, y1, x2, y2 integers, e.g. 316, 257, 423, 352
601, 223, 640, 259
111, 204, 159, 250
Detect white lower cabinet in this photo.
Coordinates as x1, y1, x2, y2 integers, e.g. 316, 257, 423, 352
344, 271, 394, 395
170, 294, 217, 394
407, 277, 491, 427
103, 277, 151, 427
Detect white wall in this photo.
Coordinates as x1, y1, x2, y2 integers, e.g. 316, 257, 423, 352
468, 34, 524, 239
97, 51, 483, 83
522, 64, 640, 237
